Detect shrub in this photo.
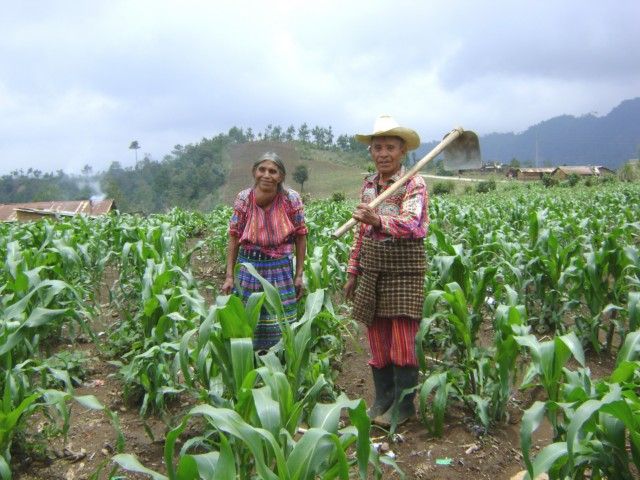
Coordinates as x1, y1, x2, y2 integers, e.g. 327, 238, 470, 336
566, 173, 580, 187
618, 163, 640, 182
541, 174, 558, 188
331, 192, 346, 202
432, 181, 455, 195
597, 174, 616, 184
476, 179, 496, 193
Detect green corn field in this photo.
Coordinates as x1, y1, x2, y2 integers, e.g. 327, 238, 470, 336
1, 181, 639, 479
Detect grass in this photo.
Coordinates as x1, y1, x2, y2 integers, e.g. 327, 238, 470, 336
219, 141, 366, 204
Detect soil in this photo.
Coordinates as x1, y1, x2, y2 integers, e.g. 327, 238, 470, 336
12, 247, 620, 480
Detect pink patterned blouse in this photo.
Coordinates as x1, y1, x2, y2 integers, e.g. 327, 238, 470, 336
229, 188, 308, 258
347, 166, 429, 275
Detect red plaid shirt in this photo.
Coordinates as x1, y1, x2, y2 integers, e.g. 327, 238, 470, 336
347, 166, 429, 275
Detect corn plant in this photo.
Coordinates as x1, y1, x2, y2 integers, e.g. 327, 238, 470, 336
515, 331, 586, 440
113, 394, 389, 479
418, 283, 526, 432
519, 331, 640, 479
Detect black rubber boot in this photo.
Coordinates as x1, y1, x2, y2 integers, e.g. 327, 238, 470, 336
367, 365, 395, 419
373, 366, 419, 428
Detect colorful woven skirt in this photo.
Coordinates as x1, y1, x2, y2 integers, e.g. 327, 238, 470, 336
236, 250, 298, 350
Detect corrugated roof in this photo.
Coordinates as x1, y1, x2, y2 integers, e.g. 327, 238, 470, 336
0, 199, 115, 222
517, 168, 556, 173
554, 166, 610, 176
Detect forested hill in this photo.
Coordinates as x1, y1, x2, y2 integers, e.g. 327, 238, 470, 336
2, 98, 639, 212
413, 98, 640, 168
479, 98, 640, 168
0, 126, 368, 213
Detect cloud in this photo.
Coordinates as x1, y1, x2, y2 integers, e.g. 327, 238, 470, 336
0, 0, 639, 175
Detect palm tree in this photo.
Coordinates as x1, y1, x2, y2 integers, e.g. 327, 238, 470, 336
129, 140, 141, 163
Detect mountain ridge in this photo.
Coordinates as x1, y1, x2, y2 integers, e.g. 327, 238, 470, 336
415, 98, 640, 168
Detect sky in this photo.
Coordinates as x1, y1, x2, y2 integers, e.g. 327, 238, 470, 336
1, 0, 639, 175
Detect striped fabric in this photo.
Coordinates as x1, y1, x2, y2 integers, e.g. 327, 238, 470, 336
351, 237, 426, 326
367, 316, 420, 368
229, 188, 308, 259
236, 250, 297, 350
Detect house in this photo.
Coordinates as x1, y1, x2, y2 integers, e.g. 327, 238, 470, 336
551, 166, 615, 179
506, 168, 556, 181
0, 199, 116, 222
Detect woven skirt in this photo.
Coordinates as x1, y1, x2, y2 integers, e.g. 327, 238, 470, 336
236, 249, 297, 350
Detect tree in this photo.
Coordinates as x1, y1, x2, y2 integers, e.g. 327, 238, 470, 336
81, 164, 93, 177
293, 165, 309, 192
129, 140, 141, 163
509, 158, 521, 168
336, 134, 349, 151
297, 123, 310, 143
311, 126, 324, 147
325, 126, 334, 148
271, 125, 282, 142
228, 126, 246, 143
285, 125, 296, 142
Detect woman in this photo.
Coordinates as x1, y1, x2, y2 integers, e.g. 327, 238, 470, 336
222, 152, 307, 351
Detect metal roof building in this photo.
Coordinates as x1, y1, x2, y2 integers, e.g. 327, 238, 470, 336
0, 199, 115, 222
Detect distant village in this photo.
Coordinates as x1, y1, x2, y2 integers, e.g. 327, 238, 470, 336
472, 163, 616, 181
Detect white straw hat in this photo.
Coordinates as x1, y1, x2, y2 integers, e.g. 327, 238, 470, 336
355, 115, 421, 151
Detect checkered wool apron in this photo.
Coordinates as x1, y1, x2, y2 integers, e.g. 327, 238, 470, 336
352, 237, 426, 326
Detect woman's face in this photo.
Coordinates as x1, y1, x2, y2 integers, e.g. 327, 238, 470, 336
253, 160, 284, 191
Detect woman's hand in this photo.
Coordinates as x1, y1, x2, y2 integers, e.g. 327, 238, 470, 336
294, 273, 304, 300
343, 273, 357, 300
221, 277, 234, 295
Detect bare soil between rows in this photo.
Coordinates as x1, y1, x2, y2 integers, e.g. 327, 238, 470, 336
13, 247, 618, 479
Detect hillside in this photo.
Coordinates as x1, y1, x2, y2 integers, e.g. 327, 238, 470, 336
220, 141, 365, 205
413, 98, 640, 169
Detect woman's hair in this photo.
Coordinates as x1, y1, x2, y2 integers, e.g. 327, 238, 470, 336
252, 152, 286, 191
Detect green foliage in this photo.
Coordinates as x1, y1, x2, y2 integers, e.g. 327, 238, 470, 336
0, 170, 94, 203
618, 161, 640, 182
519, 332, 640, 479
431, 181, 455, 195
566, 173, 580, 186
104, 134, 231, 213
330, 192, 345, 202
541, 174, 559, 187
293, 165, 309, 192
475, 178, 496, 193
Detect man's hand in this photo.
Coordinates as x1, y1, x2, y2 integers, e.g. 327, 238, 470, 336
352, 203, 381, 228
343, 273, 358, 300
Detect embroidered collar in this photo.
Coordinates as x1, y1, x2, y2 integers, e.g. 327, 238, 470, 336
364, 165, 406, 185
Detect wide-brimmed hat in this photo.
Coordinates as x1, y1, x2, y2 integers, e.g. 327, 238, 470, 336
355, 115, 421, 151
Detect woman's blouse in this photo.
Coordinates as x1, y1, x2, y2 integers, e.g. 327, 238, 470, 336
229, 188, 308, 258
347, 166, 429, 275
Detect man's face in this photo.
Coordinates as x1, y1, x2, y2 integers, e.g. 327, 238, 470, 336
370, 136, 406, 178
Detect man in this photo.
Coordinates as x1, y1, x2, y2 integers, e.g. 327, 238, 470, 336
344, 115, 428, 427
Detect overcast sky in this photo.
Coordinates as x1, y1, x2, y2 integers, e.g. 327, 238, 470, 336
1, 0, 639, 175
